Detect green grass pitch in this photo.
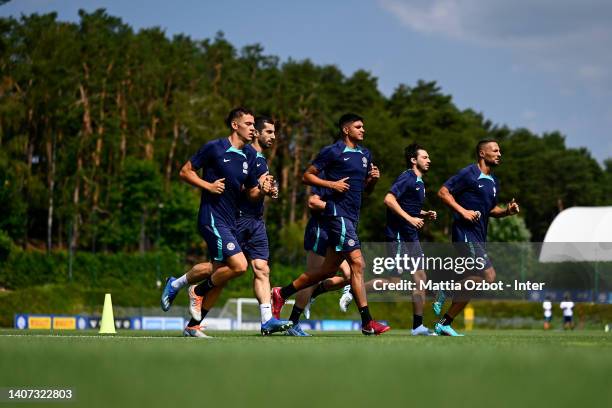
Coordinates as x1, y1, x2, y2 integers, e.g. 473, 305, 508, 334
0, 329, 610, 408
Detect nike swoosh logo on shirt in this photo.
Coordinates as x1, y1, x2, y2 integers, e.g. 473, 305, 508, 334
478, 184, 484, 188
257, 163, 262, 167
343, 157, 350, 161
223, 159, 230, 163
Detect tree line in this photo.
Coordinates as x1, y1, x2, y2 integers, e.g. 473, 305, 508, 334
1, 10, 610, 263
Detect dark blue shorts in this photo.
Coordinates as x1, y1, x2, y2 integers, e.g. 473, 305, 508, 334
323, 216, 360, 252
237, 216, 269, 261
199, 222, 242, 262
384, 232, 424, 274
386, 235, 424, 258
452, 229, 493, 271
304, 217, 329, 257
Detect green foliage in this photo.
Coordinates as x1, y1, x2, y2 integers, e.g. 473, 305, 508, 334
274, 222, 307, 264
0, 9, 609, 260
0, 229, 14, 261
0, 250, 183, 290
489, 216, 531, 242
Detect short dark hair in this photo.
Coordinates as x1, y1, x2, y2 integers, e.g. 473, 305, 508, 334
255, 115, 274, 133
475, 139, 498, 159
225, 107, 254, 130
338, 113, 364, 136
405, 143, 425, 168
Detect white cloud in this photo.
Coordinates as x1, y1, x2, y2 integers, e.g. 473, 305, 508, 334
379, 0, 612, 90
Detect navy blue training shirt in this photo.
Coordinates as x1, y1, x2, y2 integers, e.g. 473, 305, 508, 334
238, 151, 269, 218
189, 138, 258, 227
311, 140, 372, 222
385, 169, 425, 237
443, 163, 499, 242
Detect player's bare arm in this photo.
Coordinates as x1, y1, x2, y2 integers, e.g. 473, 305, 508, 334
307, 193, 326, 211
438, 185, 479, 222
246, 173, 275, 201
384, 192, 424, 229
490, 198, 520, 218
364, 163, 380, 194
179, 160, 225, 194
303, 165, 349, 193
420, 209, 437, 220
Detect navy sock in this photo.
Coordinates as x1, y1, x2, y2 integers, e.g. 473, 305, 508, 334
438, 313, 453, 326
311, 282, 328, 299
413, 314, 423, 329
289, 306, 304, 325
280, 283, 298, 299
194, 278, 214, 296
187, 308, 209, 327
359, 306, 373, 326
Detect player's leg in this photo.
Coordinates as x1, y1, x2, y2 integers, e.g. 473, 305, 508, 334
286, 251, 324, 336
434, 264, 494, 336
191, 224, 249, 298
161, 262, 212, 312
272, 247, 344, 318
410, 268, 433, 335
184, 280, 224, 338
343, 248, 390, 335
241, 218, 293, 334
252, 259, 272, 317
188, 252, 248, 328
305, 268, 351, 314
184, 261, 227, 338
187, 261, 227, 322
338, 261, 354, 311
252, 258, 293, 335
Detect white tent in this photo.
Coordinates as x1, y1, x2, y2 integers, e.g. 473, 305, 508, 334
539, 206, 612, 262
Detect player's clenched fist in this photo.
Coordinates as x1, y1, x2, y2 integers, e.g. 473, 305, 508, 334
369, 164, 380, 179
507, 198, 520, 215
330, 177, 350, 193
208, 178, 225, 194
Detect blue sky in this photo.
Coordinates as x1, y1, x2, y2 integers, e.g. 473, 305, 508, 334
2, 0, 611, 164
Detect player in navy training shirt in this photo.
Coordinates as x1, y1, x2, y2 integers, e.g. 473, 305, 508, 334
383, 143, 437, 335
433, 139, 520, 336
272, 113, 390, 336
234, 116, 293, 334
285, 185, 352, 336
175, 107, 278, 337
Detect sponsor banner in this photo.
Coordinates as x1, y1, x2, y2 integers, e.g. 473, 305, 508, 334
14, 315, 378, 331
52, 316, 76, 330
141, 316, 184, 330
14, 314, 141, 330
28, 316, 52, 330
292, 320, 365, 331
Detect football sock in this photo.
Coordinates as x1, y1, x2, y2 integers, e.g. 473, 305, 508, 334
280, 283, 298, 299
311, 282, 328, 299
187, 308, 209, 327
413, 314, 423, 329
194, 278, 215, 296
359, 306, 373, 326
439, 313, 454, 326
289, 306, 304, 326
260, 304, 273, 323
171, 274, 188, 290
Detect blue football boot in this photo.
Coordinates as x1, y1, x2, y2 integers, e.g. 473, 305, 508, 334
161, 277, 178, 312
261, 317, 293, 335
